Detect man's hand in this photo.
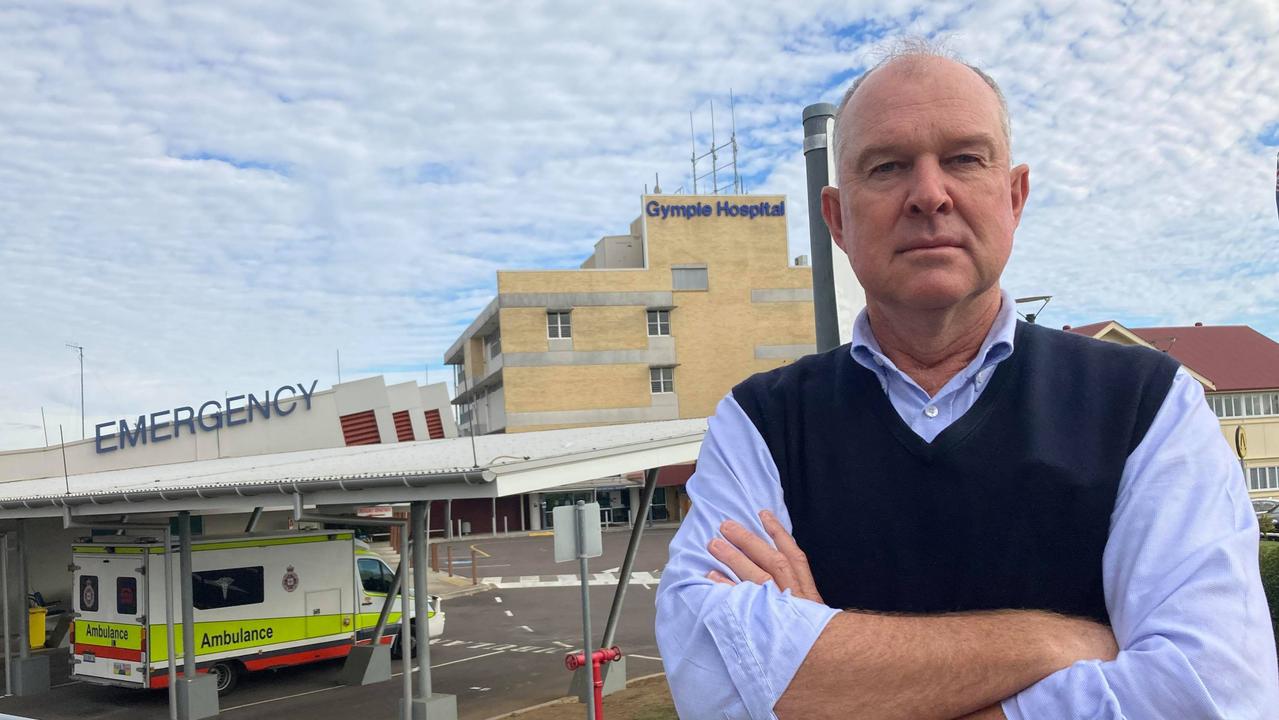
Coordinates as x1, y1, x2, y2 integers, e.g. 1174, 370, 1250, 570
707, 511, 1119, 720
706, 510, 825, 605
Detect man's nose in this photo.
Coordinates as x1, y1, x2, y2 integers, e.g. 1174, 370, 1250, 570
906, 159, 953, 216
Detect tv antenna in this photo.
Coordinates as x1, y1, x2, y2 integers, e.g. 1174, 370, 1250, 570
1014, 295, 1052, 324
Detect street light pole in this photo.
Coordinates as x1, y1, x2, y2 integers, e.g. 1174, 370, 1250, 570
66, 343, 84, 439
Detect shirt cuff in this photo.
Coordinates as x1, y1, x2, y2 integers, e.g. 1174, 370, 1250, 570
1001, 660, 1120, 720
701, 581, 840, 720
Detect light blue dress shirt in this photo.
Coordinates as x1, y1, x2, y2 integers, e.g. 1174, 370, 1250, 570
656, 291, 1279, 719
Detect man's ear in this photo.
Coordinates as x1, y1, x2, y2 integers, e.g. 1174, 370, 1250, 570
821, 185, 849, 254
1009, 164, 1030, 226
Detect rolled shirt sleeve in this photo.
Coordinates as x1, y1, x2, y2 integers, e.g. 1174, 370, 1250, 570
656, 394, 840, 720
1003, 369, 1279, 719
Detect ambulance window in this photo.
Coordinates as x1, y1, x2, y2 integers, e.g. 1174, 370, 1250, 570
79, 575, 99, 612
117, 577, 137, 615
359, 558, 392, 594
192, 566, 265, 610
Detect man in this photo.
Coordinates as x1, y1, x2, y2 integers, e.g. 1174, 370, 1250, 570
655, 42, 1279, 720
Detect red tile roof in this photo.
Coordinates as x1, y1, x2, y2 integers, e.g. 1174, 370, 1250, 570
1062, 321, 1113, 336
1066, 322, 1279, 391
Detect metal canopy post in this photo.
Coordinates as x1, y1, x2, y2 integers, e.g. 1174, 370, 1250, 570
9, 519, 48, 696
61, 512, 178, 720
2, 533, 10, 697
163, 527, 177, 718
244, 507, 263, 533
178, 513, 195, 681
291, 495, 455, 719
175, 511, 218, 718
600, 467, 660, 649
15, 522, 27, 661
369, 561, 405, 643
411, 502, 432, 698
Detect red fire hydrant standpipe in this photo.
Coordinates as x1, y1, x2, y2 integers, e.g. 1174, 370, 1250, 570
565, 646, 623, 720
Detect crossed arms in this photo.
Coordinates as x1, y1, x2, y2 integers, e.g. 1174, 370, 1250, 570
655, 375, 1278, 719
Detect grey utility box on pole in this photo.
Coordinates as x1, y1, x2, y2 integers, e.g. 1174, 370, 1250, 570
555, 502, 603, 720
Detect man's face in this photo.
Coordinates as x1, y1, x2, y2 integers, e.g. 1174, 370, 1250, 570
822, 57, 1029, 313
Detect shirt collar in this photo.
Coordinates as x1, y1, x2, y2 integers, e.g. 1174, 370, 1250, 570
850, 290, 1017, 380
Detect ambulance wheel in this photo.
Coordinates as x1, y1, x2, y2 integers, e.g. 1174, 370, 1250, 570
210, 660, 240, 695
391, 623, 417, 659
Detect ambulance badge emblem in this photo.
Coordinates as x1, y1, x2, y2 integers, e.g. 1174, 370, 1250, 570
282, 565, 299, 592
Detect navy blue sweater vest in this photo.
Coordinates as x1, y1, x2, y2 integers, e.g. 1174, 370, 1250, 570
731, 322, 1179, 622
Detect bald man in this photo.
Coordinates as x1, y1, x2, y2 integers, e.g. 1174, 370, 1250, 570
656, 44, 1278, 720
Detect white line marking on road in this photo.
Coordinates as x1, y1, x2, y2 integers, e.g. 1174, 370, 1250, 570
390, 649, 510, 678
629, 654, 663, 661
604, 566, 620, 573
427, 649, 507, 670
494, 596, 503, 603
520, 625, 534, 632
222, 685, 342, 712
641, 583, 651, 589
553, 640, 573, 648
504, 609, 513, 617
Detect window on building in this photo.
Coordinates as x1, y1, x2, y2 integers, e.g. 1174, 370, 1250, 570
672, 266, 708, 291
547, 311, 572, 338
650, 366, 674, 394
485, 332, 501, 359
1207, 392, 1279, 419
1250, 466, 1279, 492
647, 309, 671, 336
192, 566, 265, 610
649, 487, 670, 522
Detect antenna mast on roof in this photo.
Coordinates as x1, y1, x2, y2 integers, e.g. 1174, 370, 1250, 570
1014, 295, 1052, 324
689, 92, 744, 195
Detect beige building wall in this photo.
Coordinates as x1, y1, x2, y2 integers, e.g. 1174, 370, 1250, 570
446, 194, 819, 434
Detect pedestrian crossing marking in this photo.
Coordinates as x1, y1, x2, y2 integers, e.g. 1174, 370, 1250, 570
480, 570, 663, 589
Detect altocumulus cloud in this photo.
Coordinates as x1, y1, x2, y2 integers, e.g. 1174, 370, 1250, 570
0, 0, 1275, 449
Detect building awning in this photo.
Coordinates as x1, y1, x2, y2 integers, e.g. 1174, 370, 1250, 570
0, 419, 706, 519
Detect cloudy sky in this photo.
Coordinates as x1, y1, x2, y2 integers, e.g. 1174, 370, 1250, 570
1, 0, 1276, 450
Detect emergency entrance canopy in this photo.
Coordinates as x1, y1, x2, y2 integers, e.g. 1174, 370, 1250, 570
0, 419, 706, 518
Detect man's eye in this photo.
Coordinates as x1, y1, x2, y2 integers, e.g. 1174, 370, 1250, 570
870, 162, 901, 175
950, 154, 982, 165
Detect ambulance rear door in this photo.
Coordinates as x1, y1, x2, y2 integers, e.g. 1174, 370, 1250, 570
72, 550, 148, 687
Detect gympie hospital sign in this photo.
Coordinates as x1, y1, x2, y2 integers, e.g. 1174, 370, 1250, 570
94, 380, 319, 454
645, 199, 785, 220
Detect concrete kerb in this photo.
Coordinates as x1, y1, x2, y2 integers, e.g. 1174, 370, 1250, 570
479, 673, 668, 720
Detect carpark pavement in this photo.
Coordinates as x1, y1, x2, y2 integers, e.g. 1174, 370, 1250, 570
0, 528, 677, 720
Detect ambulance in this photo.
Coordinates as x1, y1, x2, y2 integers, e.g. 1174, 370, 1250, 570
69, 529, 443, 694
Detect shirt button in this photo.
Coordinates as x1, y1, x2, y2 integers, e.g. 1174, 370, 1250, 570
977, 369, 991, 384
924, 405, 939, 418
873, 356, 885, 366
